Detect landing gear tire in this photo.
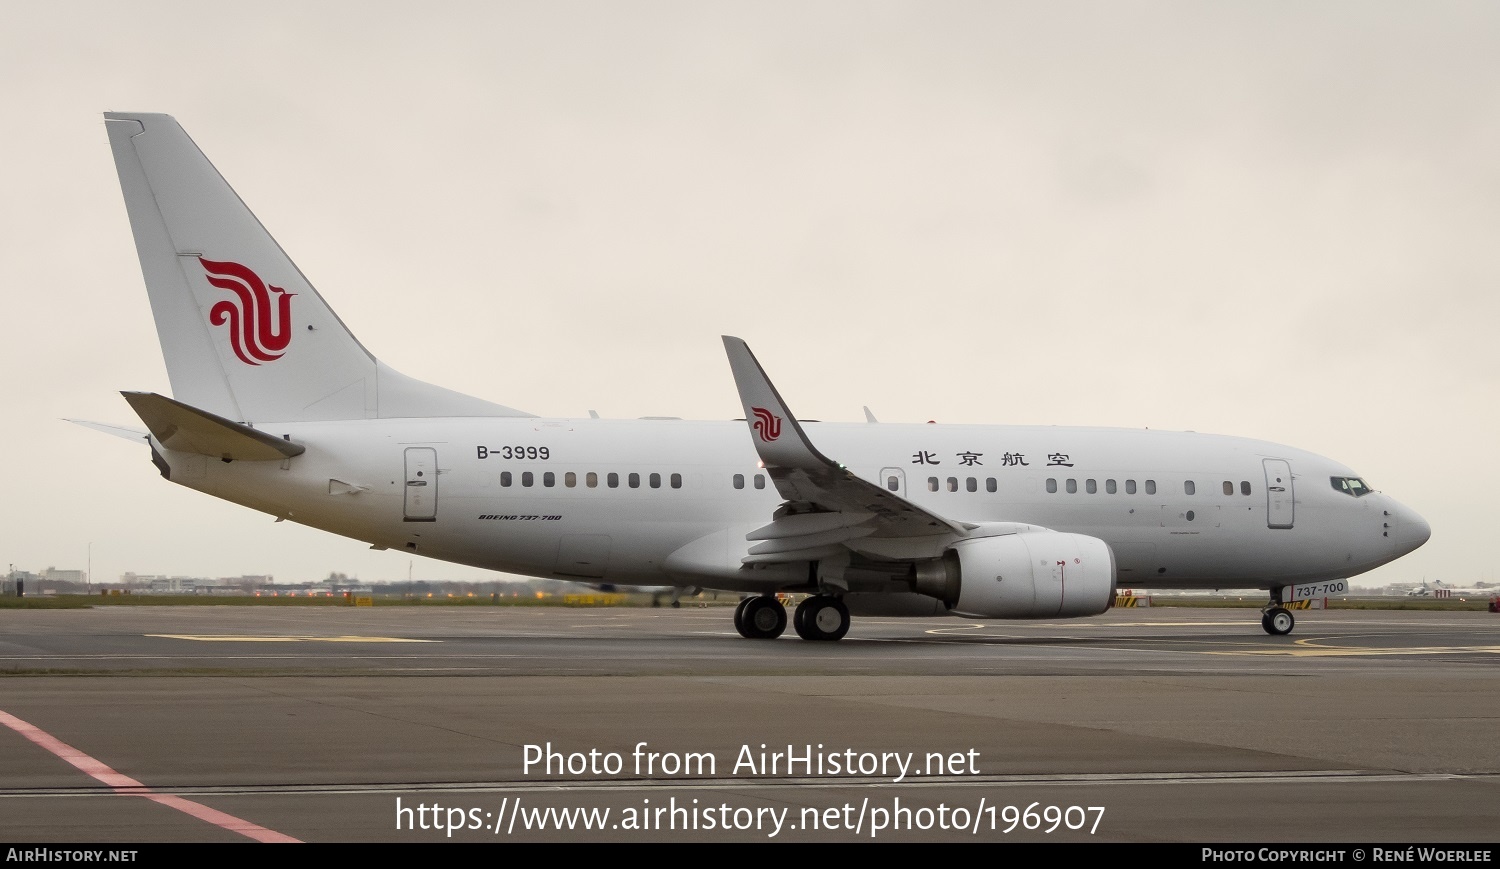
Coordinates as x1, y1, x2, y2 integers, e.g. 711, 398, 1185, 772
793, 596, 850, 642
735, 595, 787, 639
1262, 607, 1295, 636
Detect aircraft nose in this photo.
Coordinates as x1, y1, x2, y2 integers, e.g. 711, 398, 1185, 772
1389, 500, 1431, 556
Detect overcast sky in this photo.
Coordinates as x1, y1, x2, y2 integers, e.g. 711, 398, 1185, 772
2, 2, 1495, 588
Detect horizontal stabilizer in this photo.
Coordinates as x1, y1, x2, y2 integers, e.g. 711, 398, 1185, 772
121, 391, 306, 461
67, 419, 149, 443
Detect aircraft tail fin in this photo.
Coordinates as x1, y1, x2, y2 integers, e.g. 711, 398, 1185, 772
104, 112, 533, 423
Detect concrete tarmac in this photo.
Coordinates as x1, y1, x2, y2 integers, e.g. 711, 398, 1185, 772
1, 605, 1497, 843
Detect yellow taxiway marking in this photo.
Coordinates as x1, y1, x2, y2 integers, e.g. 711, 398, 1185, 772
147, 634, 437, 644
917, 625, 1500, 657
1092, 621, 1259, 628
1210, 638, 1500, 657
925, 620, 1255, 635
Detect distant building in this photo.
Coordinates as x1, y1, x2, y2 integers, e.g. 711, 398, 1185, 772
4, 569, 42, 595
146, 576, 200, 594
42, 567, 87, 585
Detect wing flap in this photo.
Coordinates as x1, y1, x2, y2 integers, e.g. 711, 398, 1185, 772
746, 525, 874, 556
746, 511, 873, 540
742, 545, 850, 564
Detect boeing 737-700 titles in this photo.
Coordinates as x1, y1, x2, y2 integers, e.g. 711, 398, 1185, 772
87, 112, 1431, 641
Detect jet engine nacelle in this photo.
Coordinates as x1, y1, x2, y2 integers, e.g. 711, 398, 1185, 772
942, 532, 1116, 619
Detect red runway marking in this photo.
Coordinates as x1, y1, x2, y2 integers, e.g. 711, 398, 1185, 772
0, 708, 300, 843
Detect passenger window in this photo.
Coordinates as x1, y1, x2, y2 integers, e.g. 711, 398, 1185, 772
649, 472, 661, 489
587, 472, 598, 488
1126, 480, 1136, 494
608, 472, 619, 489
754, 474, 766, 489
733, 473, 745, 490
671, 473, 682, 489
543, 471, 555, 487
629, 473, 641, 488
1222, 481, 1233, 496
1086, 479, 1097, 494
929, 477, 940, 492
1184, 480, 1195, 495
1106, 479, 1117, 494
1145, 480, 1156, 495
887, 475, 900, 491
1066, 479, 1078, 494
1046, 478, 1057, 493
986, 478, 997, 493
966, 477, 977, 493
1241, 481, 1251, 496
565, 471, 576, 488
522, 471, 534, 487
500, 471, 512, 487
947, 477, 958, 492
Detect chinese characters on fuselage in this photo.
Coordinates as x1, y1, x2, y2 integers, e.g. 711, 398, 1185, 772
909, 451, 1072, 468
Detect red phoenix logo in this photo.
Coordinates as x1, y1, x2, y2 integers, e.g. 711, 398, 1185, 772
201, 258, 295, 365
751, 407, 782, 442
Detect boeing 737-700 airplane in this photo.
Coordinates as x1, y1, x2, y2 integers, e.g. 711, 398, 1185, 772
89, 112, 1431, 641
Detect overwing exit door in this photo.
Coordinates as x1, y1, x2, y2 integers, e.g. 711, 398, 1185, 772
879, 467, 907, 497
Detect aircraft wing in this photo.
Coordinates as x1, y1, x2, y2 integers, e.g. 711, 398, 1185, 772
722, 337, 969, 563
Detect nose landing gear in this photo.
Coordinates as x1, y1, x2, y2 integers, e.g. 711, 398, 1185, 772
1261, 587, 1295, 636
1261, 607, 1295, 635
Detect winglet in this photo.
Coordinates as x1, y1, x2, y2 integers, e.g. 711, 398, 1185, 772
722, 336, 967, 538
721, 336, 835, 472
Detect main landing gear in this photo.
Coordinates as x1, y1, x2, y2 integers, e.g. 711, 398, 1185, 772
733, 594, 852, 641
734, 595, 787, 639
1261, 588, 1295, 636
793, 595, 850, 642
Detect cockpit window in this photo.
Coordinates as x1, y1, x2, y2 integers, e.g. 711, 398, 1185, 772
1330, 476, 1373, 497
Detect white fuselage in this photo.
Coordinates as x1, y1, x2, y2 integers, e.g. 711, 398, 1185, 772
153, 417, 1430, 593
